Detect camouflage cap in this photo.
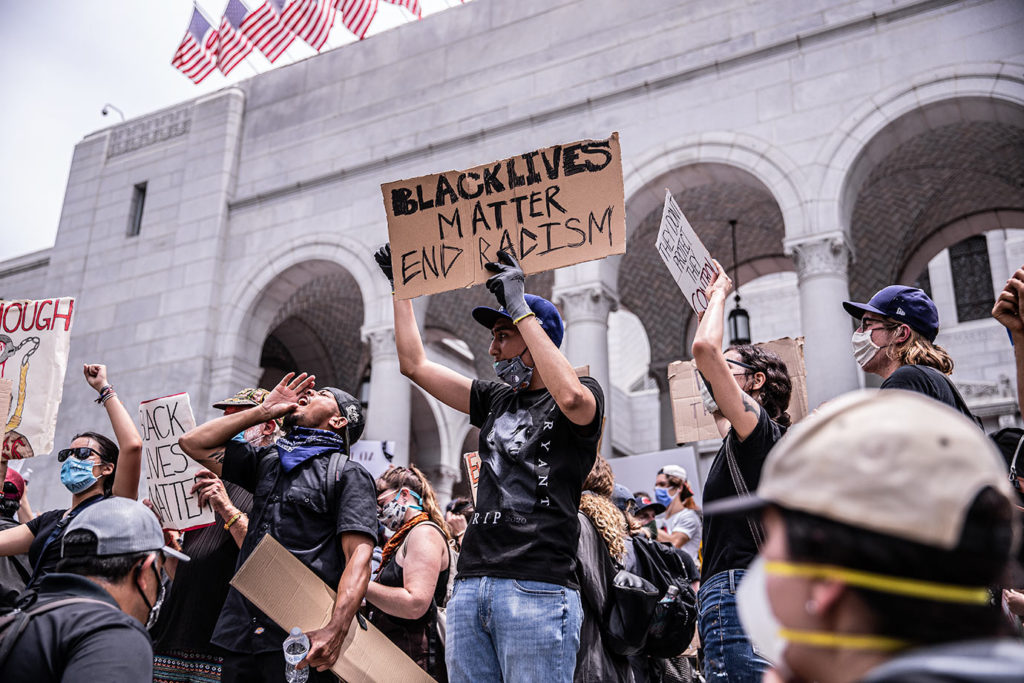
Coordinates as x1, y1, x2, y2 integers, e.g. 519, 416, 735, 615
212, 387, 270, 410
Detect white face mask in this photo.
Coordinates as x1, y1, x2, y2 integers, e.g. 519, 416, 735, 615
850, 329, 883, 368
736, 556, 786, 666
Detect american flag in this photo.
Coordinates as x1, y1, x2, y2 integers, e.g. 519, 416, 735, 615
172, 6, 220, 84
240, 0, 296, 63
336, 0, 377, 40
217, 0, 256, 75
281, 0, 336, 51
383, 0, 421, 18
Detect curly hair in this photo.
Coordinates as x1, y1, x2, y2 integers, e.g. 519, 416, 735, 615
377, 465, 451, 540
728, 344, 793, 428
583, 455, 614, 497
580, 492, 628, 562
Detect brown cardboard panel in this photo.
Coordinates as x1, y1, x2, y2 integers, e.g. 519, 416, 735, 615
231, 535, 435, 683
464, 452, 480, 504
669, 337, 808, 445
0, 378, 11, 437
382, 134, 626, 299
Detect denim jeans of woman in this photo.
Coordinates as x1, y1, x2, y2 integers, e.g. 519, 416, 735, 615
445, 576, 583, 683
697, 569, 769, 682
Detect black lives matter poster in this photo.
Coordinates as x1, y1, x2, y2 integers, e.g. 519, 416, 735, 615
382, 133, 627, 299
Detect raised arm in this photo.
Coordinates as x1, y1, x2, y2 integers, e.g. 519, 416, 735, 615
375, 245, 473, 414
485, 250, 597, 425
301, 531, 374, 672
179, 372, 315, 476
993, 267, 1024, 417
691, 261, 760, 440
84, 364, 144, 499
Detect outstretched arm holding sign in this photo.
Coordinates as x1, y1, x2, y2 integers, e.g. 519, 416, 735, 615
376, 244, 473, 414
179, 372, 315, 475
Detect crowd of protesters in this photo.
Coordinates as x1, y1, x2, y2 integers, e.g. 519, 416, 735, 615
0, 252, 1023, 683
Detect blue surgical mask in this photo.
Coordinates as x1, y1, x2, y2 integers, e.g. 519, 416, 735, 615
494, 355, 533, 391
231, 431, 248, 443
653, 486, 673, 508
60, 458, 98, 494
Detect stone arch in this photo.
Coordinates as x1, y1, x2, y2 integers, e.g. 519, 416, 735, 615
814, 62, 1024, 237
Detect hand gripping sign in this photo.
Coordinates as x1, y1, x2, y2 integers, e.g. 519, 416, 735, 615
382, 133, 627, 299
139, 392, 216, 531
0, 298, 75, 460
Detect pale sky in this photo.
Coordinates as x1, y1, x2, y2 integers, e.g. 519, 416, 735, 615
0, 0, 466, 262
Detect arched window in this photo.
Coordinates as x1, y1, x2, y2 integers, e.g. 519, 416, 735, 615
949, 235, 994, 323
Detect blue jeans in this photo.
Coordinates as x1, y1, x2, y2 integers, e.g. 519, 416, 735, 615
445, 576, 583, 683
698, 569, 770, 683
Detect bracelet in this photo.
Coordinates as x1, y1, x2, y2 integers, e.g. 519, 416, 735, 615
100, 391, 117, 406
512, 311, 536, 325
95, 385, 115, 405
224, 511, 244, 530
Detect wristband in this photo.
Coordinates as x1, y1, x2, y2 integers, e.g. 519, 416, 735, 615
512, 311, 536, 325
95, 385, 115, 405
224, 511, 244, 530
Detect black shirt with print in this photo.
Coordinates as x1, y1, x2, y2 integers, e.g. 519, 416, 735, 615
458, 376, 604, 589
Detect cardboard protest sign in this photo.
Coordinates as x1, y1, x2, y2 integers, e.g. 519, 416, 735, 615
464, 452, 481, 504
382, 133, 626, 299
232, 535, 435, 683
0, 298, 75, 460
139, 393, 215, 531
668, 337, 809, 445
348, 440, 395, 480
655, 191, 718, 314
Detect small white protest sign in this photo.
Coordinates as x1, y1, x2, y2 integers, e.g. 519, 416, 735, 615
654, 190, 719, 314
139, 392, 215, 531
348, 440, 396, 480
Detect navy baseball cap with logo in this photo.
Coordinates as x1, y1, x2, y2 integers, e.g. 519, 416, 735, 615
472, 294, 565, 348
842, 285, 940, 342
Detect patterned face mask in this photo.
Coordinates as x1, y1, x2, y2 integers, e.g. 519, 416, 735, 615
378, 488, 423, 532
494, 355, 534, 391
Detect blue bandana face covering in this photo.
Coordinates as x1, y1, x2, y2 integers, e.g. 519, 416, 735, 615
275, 427, 346, 473
494, 355, 533, 391
60, 458, 98, 494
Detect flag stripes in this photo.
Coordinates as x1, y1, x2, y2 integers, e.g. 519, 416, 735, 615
172, 6, 219, 83
336, 0, 378, 40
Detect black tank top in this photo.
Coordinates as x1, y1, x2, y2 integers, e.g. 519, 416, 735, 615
372, 521, 450, 627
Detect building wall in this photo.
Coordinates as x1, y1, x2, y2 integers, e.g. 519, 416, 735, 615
3, 0, 1023, 510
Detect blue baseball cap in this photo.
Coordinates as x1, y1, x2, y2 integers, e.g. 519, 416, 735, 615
472, 294, 565, 348
842, 285, 939, 342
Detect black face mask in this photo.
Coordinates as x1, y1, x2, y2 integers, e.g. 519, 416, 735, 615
135, 559, 167, 630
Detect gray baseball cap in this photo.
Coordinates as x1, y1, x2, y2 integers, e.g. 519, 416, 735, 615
62, 497, 190, 562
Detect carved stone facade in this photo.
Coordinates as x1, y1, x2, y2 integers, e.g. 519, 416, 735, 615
106, 106, 192, 158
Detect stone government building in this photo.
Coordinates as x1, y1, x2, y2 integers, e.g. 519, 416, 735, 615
2, 0, 1023, 512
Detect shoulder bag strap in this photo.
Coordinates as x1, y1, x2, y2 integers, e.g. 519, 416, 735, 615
723, 436, 765, 549
26, 496, 105, 588
935, 371, 984, 428
325, 451, 349, 514
0, 597, 116, 669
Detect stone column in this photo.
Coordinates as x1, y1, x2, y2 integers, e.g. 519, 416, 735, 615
361, 326, 412, 467
554, 284, 617, 458
428, 464, 461, 510
785, 233, 861, 409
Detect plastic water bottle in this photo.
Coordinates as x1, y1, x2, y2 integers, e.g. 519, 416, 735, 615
648, 585, 680, 639
659, 585, 680, 606
283, 627, 310, 683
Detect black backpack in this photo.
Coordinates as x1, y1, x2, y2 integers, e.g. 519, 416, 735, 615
584, 533, 698, 658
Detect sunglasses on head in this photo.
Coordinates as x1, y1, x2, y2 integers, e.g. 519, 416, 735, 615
726, 358, 757, 371
57, 447, 104, 462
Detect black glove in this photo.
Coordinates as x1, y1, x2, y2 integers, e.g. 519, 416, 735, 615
374, 244, 394, 290
484, 250, 531, 322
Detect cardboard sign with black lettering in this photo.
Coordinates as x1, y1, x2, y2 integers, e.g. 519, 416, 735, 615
655, 191, 718, 314
140, 392, 215, 531
0, 297, 76, 460
668, 337, 809, 445
382, 133, 627, 299
464, 452, 481, 504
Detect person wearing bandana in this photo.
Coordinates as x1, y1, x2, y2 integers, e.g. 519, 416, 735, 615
0, 497, 190, 683
706, 390, 1024, 683
374, 244, 604, 683
178, 373, 377, 683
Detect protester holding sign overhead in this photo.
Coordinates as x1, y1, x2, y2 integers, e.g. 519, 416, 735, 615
375, 244, 604, 683
690, 263, 792, 683
178, 373, 378, 683
0, 363, 143, 591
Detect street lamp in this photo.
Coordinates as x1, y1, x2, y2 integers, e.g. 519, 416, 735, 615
727, 219, 751, 345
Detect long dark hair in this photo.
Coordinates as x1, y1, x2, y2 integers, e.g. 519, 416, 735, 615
73, 431, 118, 496
780, 487, 1013, 644
728, 345, 793, 428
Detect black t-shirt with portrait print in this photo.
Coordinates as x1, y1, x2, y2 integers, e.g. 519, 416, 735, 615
458, 376, 604, 590
700, 408, 785, 582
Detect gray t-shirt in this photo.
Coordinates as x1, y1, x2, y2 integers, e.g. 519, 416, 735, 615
663, 507, 702, 564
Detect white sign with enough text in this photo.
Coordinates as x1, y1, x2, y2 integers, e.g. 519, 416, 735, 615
654, 190, 718, 315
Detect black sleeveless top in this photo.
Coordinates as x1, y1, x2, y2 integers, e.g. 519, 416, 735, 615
371, 521, 450, 627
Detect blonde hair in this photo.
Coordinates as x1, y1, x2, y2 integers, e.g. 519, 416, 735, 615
886, 324, 954, 375
377, 465, 451, 540
580, 493, 628, 562
583, 455, 614, 497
